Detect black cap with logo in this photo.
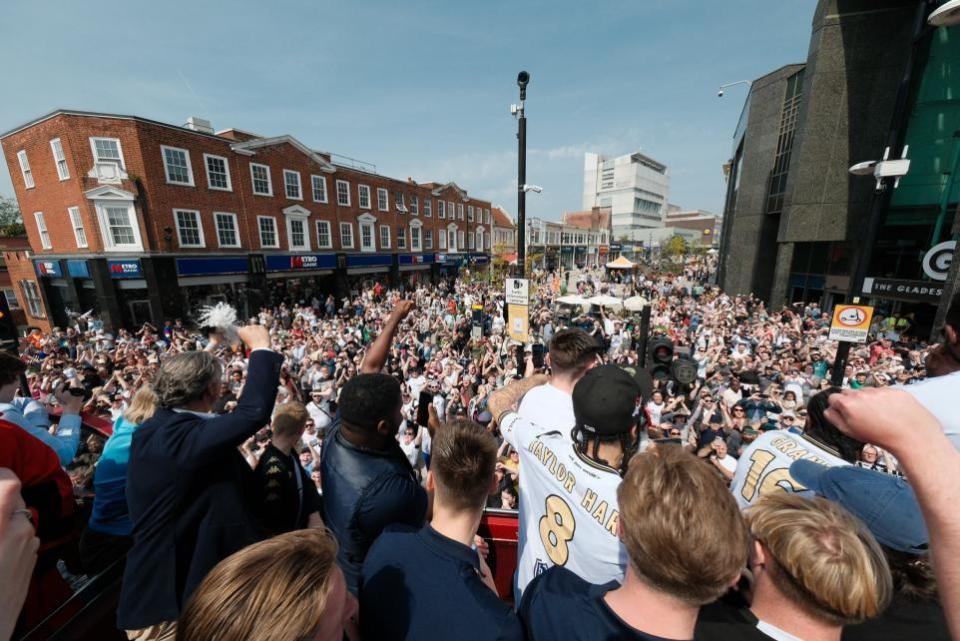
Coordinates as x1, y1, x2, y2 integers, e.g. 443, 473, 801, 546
572, 364, 644, 437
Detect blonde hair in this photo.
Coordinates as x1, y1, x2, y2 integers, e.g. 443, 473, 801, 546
177, 528, 339, 641
271, 401, 309, 439
123, 386, 158, 425
748, 493, 893, 626
618, 445, 749, 605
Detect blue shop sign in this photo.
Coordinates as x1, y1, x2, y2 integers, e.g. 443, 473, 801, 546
399, 254, 433, 265
346, 254, 392, 268
264, 254, 337, 272
66, 260, 90, 279
107, 259, 143, 279
177, 256, 250, 276
471, 255, 490, 265
609, 243, 622, 251
35, 259, 63, 278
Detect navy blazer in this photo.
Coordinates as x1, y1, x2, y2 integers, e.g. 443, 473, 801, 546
117, 349, 283, 631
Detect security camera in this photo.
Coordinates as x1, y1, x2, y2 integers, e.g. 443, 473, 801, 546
518, 70, 530, 100
510, 104, 519, 116
522, 184, 543, 194
717, 89, 724, 98
848, 160, 878, 176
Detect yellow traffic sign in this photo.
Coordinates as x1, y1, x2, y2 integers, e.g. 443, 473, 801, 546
828, 304, 874, 344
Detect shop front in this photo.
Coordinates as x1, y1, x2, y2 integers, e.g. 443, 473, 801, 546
105, 258, 156, 328
176, 256, 253, 319
399, 253, 434, 288
265, 253, 338, 307
343, 254, 392, 295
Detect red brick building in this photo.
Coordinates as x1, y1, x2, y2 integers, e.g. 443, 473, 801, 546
490, 206, 517, 263
1, 110, 492, 329
0, 236, 31, 328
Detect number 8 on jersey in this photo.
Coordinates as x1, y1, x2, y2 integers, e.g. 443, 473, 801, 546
539, 494, 576, 566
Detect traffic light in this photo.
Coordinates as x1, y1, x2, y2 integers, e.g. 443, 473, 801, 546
671, 355, 699, 386
647, 337, 674, 382
0, 294, 17, 353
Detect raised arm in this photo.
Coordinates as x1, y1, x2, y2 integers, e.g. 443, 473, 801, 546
171, 326, 282, 468
360, 300, 414, 374
826, 388, 960, 640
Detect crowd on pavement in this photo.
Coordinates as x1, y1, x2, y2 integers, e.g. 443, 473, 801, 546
1, 252, 960, 641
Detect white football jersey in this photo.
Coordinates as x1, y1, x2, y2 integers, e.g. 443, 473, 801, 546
731, 430, 849, 510
500, 412, 627, 599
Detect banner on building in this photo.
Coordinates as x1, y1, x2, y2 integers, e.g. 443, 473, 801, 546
828, 304, 874, 344
863, 277, 943, 303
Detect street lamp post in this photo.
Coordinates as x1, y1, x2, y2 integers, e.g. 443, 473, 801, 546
514, 71, 529, 278
829, 0, 929, 387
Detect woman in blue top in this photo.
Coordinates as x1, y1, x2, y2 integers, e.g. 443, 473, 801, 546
79, 386, 157, 575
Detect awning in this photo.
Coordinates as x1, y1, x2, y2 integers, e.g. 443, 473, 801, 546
605, 256, 635, 269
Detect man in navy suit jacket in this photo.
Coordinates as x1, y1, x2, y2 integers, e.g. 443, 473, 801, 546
117, 324, 282, 638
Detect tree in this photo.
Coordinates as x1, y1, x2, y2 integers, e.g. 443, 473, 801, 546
664, 234, 688, 259
0, 196, 25, 237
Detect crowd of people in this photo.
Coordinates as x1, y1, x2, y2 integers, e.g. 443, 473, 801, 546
1, 252, 959, 641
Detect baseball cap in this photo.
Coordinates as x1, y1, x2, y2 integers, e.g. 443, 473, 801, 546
789, 460, 928, 555
573, 364, 642, 437
617, 364, 654, 404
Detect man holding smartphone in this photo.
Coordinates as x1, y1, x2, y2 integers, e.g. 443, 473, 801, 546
0, 352, 85, 467
517, 329, 600, 432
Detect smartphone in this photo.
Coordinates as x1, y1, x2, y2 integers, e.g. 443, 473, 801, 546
417, 390, 434, 427
515, 345, 527, 378
532, 344, 545, 370
67, 387, 86, 397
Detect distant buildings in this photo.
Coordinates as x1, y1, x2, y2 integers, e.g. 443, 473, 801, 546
582, 151, 670, 237
526, 208, 611, 270
491, 205, 517, 263
0, 236, 31, 327
1, 109, 493, 331
664, 207, 720, 248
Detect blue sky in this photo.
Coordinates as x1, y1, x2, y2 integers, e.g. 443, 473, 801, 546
0, 0, 816, 220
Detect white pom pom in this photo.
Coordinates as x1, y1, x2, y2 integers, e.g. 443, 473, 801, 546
198, 302, 240, 345
198, 302, 238, 329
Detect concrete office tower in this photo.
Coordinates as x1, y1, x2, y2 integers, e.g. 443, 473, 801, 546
583, 152, 670, 238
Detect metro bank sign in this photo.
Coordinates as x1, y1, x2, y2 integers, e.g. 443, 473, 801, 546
290, 255, 319, 269
35, 260, 63, 277
107, 259, 142, 279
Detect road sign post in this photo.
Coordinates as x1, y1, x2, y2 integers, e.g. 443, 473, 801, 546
828, 304, 874, 387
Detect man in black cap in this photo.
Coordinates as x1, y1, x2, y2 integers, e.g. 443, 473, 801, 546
489, 364, 648, 602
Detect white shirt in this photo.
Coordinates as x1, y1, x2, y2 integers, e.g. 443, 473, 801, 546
645, 401, 666, 426
517, 383, 575, 433
716, 453, 738, 474
407, 375, 427, 399
731, 430, 849, 509
756, 620, 804, 641
900, 370, 960, 451
500, 412, 627, 598
305, 400, 332, 431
